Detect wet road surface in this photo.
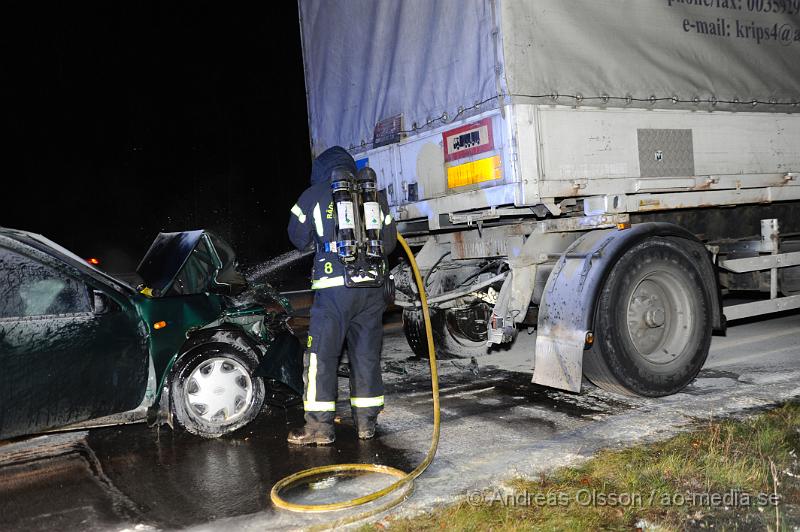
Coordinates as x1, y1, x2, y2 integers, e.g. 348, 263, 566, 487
0, 405, 416, 530
1, 311, 799, 530
0, 359, 629, 530
2, 364, 623, 531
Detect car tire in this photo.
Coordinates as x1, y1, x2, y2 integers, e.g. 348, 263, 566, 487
583, 237, 712, 397
170, 344, 265, 438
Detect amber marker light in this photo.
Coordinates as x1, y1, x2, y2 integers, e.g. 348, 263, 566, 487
87, 257, 101, 265
585, 331, 595, 346
617, 221, 631, 230
153, 321, 167, 330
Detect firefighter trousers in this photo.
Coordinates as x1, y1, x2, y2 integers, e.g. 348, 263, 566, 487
303, 285, 386, 425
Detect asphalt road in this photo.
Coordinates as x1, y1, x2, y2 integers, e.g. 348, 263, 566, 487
1, 310, 799, 531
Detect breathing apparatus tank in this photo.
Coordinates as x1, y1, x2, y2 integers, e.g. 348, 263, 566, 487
328, 165, 386, 287
357, 167, 383, 260
330, 167, 358, 263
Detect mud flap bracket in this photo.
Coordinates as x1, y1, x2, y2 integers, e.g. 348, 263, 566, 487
487, 230, 579, 346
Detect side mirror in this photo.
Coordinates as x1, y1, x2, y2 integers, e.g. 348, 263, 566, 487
93, 290, 115, 314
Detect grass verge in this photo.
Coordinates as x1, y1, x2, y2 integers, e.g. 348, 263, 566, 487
374, 402, 800, 531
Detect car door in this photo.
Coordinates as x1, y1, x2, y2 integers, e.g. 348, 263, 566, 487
0, 245, 149, 439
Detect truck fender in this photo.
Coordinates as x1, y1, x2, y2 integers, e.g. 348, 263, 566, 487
532, 222, 723, 392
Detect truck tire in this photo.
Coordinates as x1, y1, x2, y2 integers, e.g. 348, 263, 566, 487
583, 237, 712, 397
170, 344, 265, 438
402, 305, 489, 359
402, 308, 434, 358
442, 303, 491, 357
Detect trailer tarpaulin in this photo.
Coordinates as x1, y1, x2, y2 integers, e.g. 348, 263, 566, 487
500, 0, 800, 111
299, 0, 800, 155
298, 0, 500, 155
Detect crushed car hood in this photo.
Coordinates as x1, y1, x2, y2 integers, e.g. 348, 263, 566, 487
136, 230, 247, 297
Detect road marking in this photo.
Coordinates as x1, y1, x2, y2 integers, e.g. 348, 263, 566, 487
420, 386, 497, 403
403, 379, 500, 397
403, 380, 501, 398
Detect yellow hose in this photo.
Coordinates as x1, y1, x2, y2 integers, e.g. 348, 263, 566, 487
269, 233, 440, 525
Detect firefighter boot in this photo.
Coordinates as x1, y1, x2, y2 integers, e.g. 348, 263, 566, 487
286, 422, 335, 445
354, 413, 377, 440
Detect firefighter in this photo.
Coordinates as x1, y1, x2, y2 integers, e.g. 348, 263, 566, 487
286, 146, 396, 445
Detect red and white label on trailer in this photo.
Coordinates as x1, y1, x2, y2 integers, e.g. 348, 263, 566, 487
442, 117, 494, 163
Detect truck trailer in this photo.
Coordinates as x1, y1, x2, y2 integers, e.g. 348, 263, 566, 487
298, 0, 800, 397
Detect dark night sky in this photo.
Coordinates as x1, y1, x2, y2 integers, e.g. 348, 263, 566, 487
5, 2, 311, 272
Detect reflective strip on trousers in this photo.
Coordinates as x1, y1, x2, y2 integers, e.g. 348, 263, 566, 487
313, 203, 324, 236
306, 352, 318, 403
350, 395, 384, 408
304, 400, 336, 412
311, 276, 345, 289
291, 204, 306, 224
304, 353, 335, 411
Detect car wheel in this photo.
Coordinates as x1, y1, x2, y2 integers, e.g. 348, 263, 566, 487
583, 237, 712, 397
170, 345, 265, 438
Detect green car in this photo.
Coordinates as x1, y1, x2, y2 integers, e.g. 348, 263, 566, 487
0, 228, 303, 440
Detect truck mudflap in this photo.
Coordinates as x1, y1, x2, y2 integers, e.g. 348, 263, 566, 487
532, 222, 723, 392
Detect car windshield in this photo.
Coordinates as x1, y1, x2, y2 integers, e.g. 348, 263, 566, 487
25, 231, 134, 292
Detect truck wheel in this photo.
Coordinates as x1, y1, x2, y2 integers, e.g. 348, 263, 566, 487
583, 237, 712, 397
442, 303, 491, 356
402, 308, 434, 358
402, 305, 489, 359
170, 345, 265, 438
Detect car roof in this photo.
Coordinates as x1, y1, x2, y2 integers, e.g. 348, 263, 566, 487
0, 227, 136, 294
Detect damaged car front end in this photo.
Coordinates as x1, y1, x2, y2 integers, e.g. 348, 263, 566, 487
0, 228, 303, 440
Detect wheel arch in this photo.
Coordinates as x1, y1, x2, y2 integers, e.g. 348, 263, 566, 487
532, 222, 723, 392
180, 325, 265, 361
152, 325, 265, 424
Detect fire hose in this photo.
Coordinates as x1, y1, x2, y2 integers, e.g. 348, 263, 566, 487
269, 232, 440, 525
